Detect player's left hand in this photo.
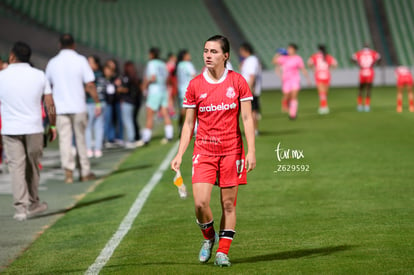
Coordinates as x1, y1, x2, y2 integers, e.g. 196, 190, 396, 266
246, 152, 256, 172
48, 127, 57, 142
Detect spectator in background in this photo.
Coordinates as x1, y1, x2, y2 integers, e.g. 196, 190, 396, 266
46, 34, 101, 184
116, 61, 141, 148
102, 64, 117, 147
86, 56, 106, 158
0, 41, 57, 221
175, 49, 196, 133
137, 47, 173, 146
239, 42, 262, 135
166, 52, 177, 118
106, 59, 124, 145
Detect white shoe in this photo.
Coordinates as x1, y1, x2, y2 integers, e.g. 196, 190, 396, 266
124, 142, 136, 149
318, 107, 330, 115
364, 105, 370, 112
94, 150, 103, 158
160, 138, 172, 145
28, 202, 48, 217
13, 212, 27, 221
135, 140, 147, 147
87, 149, 94, 158
357, 105, 364, 112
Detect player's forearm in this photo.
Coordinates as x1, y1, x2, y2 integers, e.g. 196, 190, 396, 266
85, 82, 100, 103
176, 123, 194, 157
243, 117, 256, 154
44, 94, 56, 126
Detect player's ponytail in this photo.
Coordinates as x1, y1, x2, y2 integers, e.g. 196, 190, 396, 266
318, 44, 327, 61
205, 35, 230, 67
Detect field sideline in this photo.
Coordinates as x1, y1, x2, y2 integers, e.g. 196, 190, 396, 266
3, 86, 414, 274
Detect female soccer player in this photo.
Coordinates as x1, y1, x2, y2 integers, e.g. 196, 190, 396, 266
395, 66, 414, 112
171, 35, 256, 267
137, 47, 173, 146
175, 49, 196, 133
273, 43, 310, 119
308, 45, 338, 115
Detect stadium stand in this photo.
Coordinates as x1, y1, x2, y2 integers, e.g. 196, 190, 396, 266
2, 0, 222, 69
383, 0, 414, 66
223, 0, 372, 68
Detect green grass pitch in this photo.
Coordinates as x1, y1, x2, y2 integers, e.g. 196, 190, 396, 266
3, 86, 414, 274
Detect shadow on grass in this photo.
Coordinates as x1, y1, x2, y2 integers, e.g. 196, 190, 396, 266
31, 194, 125, 219
233, 245, 356, 263
108, 164, 153, 176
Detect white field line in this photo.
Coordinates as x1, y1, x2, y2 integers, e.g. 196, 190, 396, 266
85, 141, 179, 275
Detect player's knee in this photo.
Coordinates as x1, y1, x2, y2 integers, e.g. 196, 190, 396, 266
221, 199, 236, 214
194, 200, 209, 212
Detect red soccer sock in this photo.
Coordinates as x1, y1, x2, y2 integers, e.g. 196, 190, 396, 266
197, 220, 215, 240
217, 230, 235, 255
357, 96, 363, 105
319, 92, 328, 107
365, 97, 371, 106
410, 99, 414, 107
397, 99, 403, 108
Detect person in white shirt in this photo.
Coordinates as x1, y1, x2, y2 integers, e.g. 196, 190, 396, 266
46, 34, 101, 183
239, 43, 262, 135
0, 41, 57, 221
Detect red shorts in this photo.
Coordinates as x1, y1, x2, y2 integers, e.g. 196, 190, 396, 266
359, 71, 374, 84
192, 153, 247, 187
397, 77, 413, 87
315, 77, 330, 85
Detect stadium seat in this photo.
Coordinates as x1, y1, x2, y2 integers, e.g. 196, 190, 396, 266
223, 0, 372, 68
383, 0, 414, 66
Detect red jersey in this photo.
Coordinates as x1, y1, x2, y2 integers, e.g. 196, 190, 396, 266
352, 48, 381, 82
308, 52, 337, 82
395, 66, 413, 86
183, 69, 253, 156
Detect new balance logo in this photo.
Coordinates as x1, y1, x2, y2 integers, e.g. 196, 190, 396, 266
199, 103, 237, 113
199, 93, 208, 99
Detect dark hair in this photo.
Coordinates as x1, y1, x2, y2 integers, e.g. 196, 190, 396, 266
104, 58, 120, 78
205, 35, 230, 66
167, 52, 175, 59
149, 47, 160, 59
173, 49, 189, 76
240, 42, 254, 54
59, 33, 75, 48
11, 41, 31, 63
318, 44, 327, 61
88, 55, 102, 71
123, 61, 140, 87
288, 43, 298, 51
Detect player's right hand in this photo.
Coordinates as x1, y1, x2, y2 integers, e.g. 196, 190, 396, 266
171, 155, 182, 172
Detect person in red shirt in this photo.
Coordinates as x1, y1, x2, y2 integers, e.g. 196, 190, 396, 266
171, 35, 256, 267
352, 44, 381, 112
395, 66, 414, 112
308, 45, 337, 115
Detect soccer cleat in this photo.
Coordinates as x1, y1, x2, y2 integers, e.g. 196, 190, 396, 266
364, 105, 370, 112
357, 105, 364, 112
318, 107, 330, 115
199, 233, 218, 263
160, 138, 172, 145
214, 252, 231, 267
135, 140, 147, 148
